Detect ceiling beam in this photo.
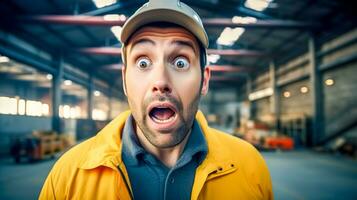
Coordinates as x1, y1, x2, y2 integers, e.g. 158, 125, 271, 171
207, 49, 267, 57
15, 15, 319, 29
210, 76, 244, 81
78, 47, 123, 56
202, 18, 318, 29
208, 65, 251, 72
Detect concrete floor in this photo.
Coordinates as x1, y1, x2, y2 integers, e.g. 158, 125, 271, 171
0, 150, 356, 200
264, 150, 357, 200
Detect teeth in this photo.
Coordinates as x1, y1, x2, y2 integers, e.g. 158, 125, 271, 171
152, 115, 175, 123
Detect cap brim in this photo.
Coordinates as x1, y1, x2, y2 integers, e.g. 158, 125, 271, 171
120, 8, 209, 48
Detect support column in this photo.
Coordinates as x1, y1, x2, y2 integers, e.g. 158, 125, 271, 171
269, 61, 280, 130
52, 56, 63, 133
209, 92, 215, 114
88, 73, 94, 120
308, 35, 324, 146
246, 75, 252, 99
246, 75, 252, 120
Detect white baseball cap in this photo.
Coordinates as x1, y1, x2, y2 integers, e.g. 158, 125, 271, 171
120, 0, 209, 48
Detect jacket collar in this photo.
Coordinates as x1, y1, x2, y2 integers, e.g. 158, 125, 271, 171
79, 111, 130, 170
79, 110, 234, 171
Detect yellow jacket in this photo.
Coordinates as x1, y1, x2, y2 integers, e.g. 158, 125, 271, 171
39, 110, 273, 200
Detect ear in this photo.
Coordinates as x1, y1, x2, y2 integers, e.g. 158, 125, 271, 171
201, 67, 210, 96
121, 65, 128, 96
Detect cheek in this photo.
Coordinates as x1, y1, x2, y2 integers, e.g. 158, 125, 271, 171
125, 70, 148, 107
171, 69, 202, 108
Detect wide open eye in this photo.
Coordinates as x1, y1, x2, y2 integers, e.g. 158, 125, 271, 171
173, 57, 189, 70
136, 57, 152, 69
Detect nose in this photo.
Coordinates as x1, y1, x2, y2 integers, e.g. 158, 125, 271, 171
152, 80, 172, 94
151, 64, 172, 94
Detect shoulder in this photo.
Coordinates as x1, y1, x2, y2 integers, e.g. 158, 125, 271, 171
208, 127, 268, 173
39, 137, 96, 198
55, 137, 96, 168
48, 136, 96, 182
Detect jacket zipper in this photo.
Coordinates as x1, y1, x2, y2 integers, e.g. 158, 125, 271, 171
117, 165, 134, 200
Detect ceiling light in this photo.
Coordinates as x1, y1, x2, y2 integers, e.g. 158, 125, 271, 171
46, 74, 53, 80
111, 26, 123, 41
217, 27, 245, 46
93, 0, 117, 8
64, 80, 72, 86
0, 56, 10, 63
325, 78, 334, 86
207, 54, 221, 64
300, 86, 308, 93
244, 0, 273, 12
283, 91, 291, 98
232, 16, 257, 24
94, 91, 101, 97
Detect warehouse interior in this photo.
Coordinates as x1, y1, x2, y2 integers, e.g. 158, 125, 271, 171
0, 0, 356, 199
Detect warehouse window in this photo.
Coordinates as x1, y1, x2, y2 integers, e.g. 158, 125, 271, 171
18, 99, 26, 115
59, 105, 81, 119
92, 109, 107, 121
0, 96, 49, 116
26, 100, 49, 116
0, 96, 17, 115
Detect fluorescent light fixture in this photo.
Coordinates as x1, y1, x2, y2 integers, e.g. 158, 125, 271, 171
244, 0, 272, 12
111, 26, 123, 41
0, 56, 10, 63
325, 78, 334, 86
248, 88, 273, 101
64, 80, 72, 86
46, 74, 53, 80
217, 27, 245, 46
232, 16, 257, 24
94, 90, 101, 97
103, 14, 126, 21
93, 0, 117, 8
207, 54, 221, 64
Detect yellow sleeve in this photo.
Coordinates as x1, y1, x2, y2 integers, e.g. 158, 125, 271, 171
38, 171, 56, 200
38, 161, 67, 200
257, 153, 274, 200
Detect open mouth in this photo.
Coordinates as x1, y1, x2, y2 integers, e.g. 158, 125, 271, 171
149, 106, 177, 124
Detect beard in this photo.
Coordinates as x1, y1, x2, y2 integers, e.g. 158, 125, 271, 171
128, 92, 201, 149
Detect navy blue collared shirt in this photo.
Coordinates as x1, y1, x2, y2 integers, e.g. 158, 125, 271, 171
121, 115, 207, 200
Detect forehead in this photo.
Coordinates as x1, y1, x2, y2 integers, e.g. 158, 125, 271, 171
127, 26, 200, 50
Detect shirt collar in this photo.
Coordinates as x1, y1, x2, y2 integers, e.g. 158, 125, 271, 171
121, 115, 207, 167
121, 115, 146, 166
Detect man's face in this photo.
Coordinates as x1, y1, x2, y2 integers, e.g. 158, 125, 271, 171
122, 26, 210, 148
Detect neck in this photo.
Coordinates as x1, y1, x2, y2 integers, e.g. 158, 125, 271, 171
135, 127, 191, 168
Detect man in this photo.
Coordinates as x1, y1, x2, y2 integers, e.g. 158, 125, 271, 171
39, 0, 273, 199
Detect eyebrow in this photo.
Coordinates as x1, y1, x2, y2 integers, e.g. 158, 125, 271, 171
129, 38, 155, 53
172, 40, 197, 55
